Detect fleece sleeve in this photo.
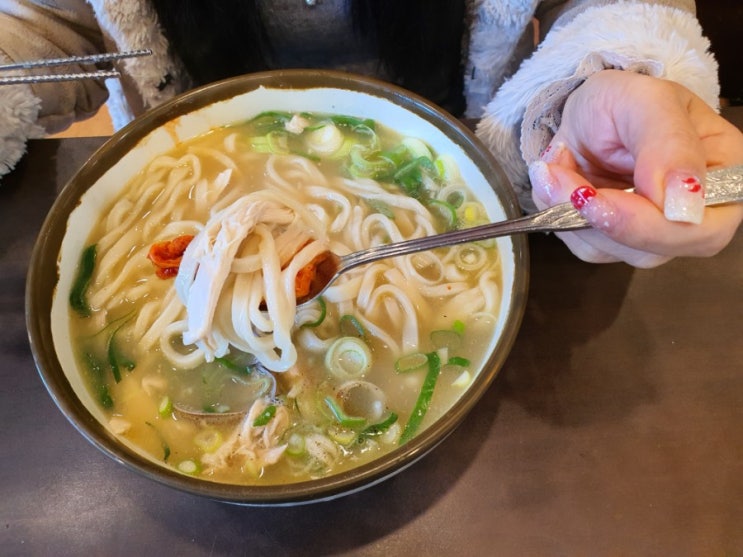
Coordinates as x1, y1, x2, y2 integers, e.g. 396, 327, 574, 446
475, 1, 719, 213
0, 0, 109, 181
0, 82, 44, 178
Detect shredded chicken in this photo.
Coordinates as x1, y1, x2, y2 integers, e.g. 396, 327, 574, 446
174, 192, 329, 370
109, 416, 131, 435
201, 398, 290, 475
175, 196, 294, 358
284, 114, 310, 135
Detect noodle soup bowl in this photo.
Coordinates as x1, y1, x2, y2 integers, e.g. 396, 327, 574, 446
27, 70, 528, 505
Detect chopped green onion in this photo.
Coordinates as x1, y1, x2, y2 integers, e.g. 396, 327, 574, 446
452, 319, 466, 335
443, 189, 465, 208
427, 199, 458, 231
394, 352, 429, 373
434, 155, 459, 182
325, 336, 372, 379
285, 432, 305, 456
430, 329, 462, 350
447, 356, 470, 367
350, 124, 380, 149
158, 395, 172, 418
106, 328, 134, 384
194, 429, 223, 452
249, 111, 293, 134
177, 459, 200, 475
453, 244, 487, 271
252, 404, 277, 427
69, 244, 97, 317
248, 136, 272, 153
145, 421, 170, 462
358, 413, 398, 441
459, 202, 484, 226
400, 352, 441, 444
214, 356, 243, 372
339, 314, 366, 338
106, 340, 122, 383
300, 297, 327, 328
376, 144, 410, 168
215, 355, 253, 376
349, 146, 395, 178
401, 137, 432, 160
329, 115, 376, 130
324, 396, 367, 428
393, 156, 436, 200
83, 351, 113, 408
328, 425, 358, 446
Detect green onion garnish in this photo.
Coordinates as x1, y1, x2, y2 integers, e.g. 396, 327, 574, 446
69, 244, 97, 317
394, 352, 429, 373
358, 413, 398, 442
399, 352, 441, 444
324, 396, 367, 429
447, 356, 470, 367
339, 314, 366, 339
252, 404, 277, 427
301, 297, 327, 328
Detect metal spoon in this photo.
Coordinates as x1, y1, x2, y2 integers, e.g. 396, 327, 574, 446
298, 165, 743, 305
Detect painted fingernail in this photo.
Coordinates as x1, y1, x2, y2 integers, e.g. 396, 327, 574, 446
664, 172, 705, 224
570, 185, 597, 210
570, 186, 618, 230
539, 141, 566, 164
528, 160, 558, 204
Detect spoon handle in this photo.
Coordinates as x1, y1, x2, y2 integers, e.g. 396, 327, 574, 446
339, 165, 743, 273
706, 164, 743, 204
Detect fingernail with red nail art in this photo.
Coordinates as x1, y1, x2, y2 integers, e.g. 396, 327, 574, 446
664, 172, 705, 224
528, 160, 558, 204
570, 186, 617, 231
540, 141, 566, 163
570, 185, 597, 210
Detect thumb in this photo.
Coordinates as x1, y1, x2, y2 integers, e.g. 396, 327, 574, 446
617, 84, 709, 224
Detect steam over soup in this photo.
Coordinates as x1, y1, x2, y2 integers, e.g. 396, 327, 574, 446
69, 111, 503, 484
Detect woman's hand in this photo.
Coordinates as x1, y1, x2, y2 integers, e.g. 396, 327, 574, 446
528, 70, 743, 267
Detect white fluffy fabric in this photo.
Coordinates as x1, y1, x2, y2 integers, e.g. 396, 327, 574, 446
476, 1, 719, 212
0, 84, 45, 179
465, 0, 540, 118
87, 0, 189, 127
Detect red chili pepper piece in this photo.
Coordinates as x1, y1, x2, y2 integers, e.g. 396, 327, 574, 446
147, 235, 194, 279
294, 251, 334, 298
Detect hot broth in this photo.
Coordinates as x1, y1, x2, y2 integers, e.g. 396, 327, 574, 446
69, 111, 502, 484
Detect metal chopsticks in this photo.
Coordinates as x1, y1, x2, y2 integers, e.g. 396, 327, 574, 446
0, 49, 151, 86
0, 70, 122, 85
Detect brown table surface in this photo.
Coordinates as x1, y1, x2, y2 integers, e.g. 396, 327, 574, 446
1, 108, 742, 557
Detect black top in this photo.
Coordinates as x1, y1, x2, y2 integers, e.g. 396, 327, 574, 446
150, 0, 467, 115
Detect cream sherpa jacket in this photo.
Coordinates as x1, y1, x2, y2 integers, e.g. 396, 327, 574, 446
0, 0, 718, 210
